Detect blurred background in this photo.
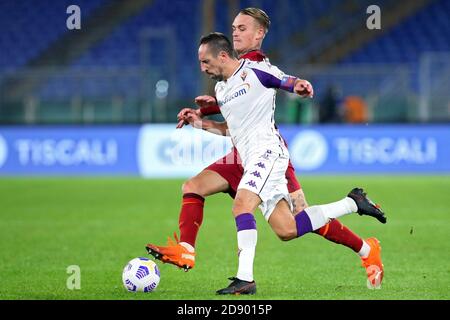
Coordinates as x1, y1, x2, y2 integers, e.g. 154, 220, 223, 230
2, 1, 450, 301
1, 0, 449, 125
0, 0, 449, 176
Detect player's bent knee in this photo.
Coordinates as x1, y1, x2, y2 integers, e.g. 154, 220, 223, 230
276, 228, 297, 241
232, 192, 259, 215
181, 178, 201, 195
232, 198, 247, 215
182, 170, 230, 197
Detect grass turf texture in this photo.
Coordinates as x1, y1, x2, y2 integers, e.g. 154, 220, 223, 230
0, 176, 449, 300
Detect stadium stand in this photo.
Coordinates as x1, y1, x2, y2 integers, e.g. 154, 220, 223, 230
341, 0, 450, 65
0, 0, 107, 72
0, 0, 448, 123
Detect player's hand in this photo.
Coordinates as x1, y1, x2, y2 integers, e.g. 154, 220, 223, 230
295, 79, 314, 98
194, 95, 217, 107
184, 111, 203, 129
176, 119, 188, 129
176, 108, 202, 128
177, 107, 196, 121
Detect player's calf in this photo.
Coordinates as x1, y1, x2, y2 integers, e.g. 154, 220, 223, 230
268, 199, 298, 241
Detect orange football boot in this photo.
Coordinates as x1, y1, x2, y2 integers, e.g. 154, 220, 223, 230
361, 237, 384, 289
145, 233, 195, 272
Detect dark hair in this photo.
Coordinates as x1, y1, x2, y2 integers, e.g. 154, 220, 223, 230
239, 7, 271, 33
199, 32, 236, 58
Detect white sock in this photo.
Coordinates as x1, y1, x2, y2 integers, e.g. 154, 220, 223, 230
304, 197, 358, 230
179, 242, 195, 253
358, 240, 371, 258
236, 229, 257, 282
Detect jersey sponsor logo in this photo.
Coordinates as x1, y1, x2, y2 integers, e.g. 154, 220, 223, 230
218, 83, 250, 106
290, 130, 328, 170
0, 135, 8, 168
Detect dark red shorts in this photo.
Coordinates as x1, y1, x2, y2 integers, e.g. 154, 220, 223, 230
206, 147, 301, 199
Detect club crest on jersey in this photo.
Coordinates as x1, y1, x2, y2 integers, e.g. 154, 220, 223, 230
241, 70, 247, 81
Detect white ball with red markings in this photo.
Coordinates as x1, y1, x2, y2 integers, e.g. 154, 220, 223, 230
122, 257, 160, 292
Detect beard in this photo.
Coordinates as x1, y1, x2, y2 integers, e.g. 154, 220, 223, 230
210, 73, 224, 82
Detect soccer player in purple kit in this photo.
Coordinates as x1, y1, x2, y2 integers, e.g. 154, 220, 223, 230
146, 8, 386, 294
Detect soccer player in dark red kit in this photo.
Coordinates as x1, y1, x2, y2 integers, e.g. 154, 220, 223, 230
146, 8, 384, 290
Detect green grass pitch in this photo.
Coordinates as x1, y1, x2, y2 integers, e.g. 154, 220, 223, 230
0, 176, 449, 300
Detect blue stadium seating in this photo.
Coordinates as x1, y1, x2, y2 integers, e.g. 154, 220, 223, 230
341, 0, 450, 65
0, 0, 107, 72
39, 0, 203, 99
45, 0, 342, 99
213, 0, 342, 50
336, 0, 450, 98
1, 0, 449, 106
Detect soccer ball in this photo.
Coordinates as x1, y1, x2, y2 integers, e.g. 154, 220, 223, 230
122, 257, 160, 292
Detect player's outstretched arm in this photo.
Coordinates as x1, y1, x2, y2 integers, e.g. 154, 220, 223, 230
293, 79, 314, 98
176, 95, 223, 128
195, 95, 221, 116
195, 95, 217, 107
201, 120, 229, 136
177, 107, 202, 121
183, 111, 229, 136
279, 76, 313, 98
176, 107, 202, 128
252, 68, 314, 98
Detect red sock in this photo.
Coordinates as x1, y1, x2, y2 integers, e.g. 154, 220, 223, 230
315, 219, 363, 253
178, 193, 204, 248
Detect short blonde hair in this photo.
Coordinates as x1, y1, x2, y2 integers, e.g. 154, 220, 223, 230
239, 7, 271, 34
